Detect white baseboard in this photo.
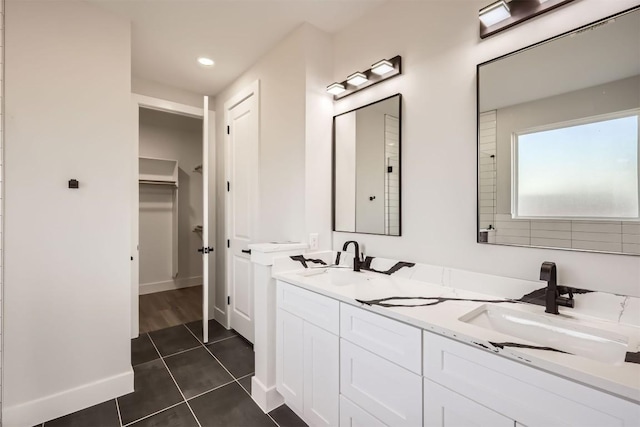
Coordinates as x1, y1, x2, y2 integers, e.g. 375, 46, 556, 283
214, 306, 227, 327
138, 276, 202, 295
251, 377, 284, 413
3, 368, 134, 427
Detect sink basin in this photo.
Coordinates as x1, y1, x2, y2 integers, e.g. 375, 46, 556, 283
460, 305, 630, 364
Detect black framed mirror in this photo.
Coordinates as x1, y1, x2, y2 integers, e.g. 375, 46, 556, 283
333, 94, 402, 236
477, 7, 640, 255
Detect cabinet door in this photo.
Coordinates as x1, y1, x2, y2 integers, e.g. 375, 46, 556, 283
276, 309, 304, 413
340, 340, 422, 427
304, 322, 339, 427
424, 379, 514, 427
340, 396, 387, 427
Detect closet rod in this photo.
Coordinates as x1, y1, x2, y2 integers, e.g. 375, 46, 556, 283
139, 180, 177, 186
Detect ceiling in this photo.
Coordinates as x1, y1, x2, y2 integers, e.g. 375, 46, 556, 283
88, 0, 387, 96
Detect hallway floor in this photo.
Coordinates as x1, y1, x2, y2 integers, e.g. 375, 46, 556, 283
36, 320, 307, 427
139, 286, 203, 333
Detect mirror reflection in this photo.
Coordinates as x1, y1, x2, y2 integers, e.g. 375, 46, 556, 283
478, 8, 640, 255
334, 94, 401, 236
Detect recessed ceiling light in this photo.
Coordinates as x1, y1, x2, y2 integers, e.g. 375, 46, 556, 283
197, 57, 215, 67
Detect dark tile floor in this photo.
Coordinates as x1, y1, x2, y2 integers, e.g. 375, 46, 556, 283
36, 320, 307, 427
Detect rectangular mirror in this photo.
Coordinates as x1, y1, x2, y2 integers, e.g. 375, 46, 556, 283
477, 7, 640, 255
334, 94, 402, 236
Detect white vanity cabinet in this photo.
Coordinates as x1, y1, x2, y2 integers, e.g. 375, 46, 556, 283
275, 279, 640, 427
423, 332, 640, 427
276, 281, 340, 427
339, 304, 423, 427
423, 379, 513, 427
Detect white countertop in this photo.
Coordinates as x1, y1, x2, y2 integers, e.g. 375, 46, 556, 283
273, 267, 640, 403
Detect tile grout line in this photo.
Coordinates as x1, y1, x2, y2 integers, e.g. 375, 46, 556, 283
122, 401, 185, 427
184, 378, 237, 402
148, 332, 203, 427
115, 397, 123, 427
183, 323, 239, 346
183, 324, 245, 383
181, 325, 280, 427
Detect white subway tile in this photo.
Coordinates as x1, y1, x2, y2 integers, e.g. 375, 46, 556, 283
572, 240, 623, 252
622, 224, 640, 235
495, 220, 529, 230
571, 222, 622, 234
530, 238, 572, 248
495, 235, 530, 245
623, 234, 640, 244
622, 243, 640, 254
530, 221, 571, 231
496, 227, 530, 237
572, 231, 622, 243
531, 229, 571, 240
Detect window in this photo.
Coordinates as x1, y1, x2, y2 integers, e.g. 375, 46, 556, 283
512, 110, 639, 220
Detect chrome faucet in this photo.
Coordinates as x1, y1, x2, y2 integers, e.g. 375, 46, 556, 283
342, 241, 362, 272
540, 262, 574, 314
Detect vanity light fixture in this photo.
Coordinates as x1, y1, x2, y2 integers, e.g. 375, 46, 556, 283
346, 72, 368, 86
328, 56, 402, 100
371, 59, 394, 76
479, 0, 576, 39
326, 83, 346, 96
479, 0, 511, 27
197, 56, 215, 67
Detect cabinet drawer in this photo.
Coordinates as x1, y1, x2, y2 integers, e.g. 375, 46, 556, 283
340, 339, 422, 427
340, 395, 387, 427
277, 281, 339, 334
423, 332, 640, 427
424, 378, 514, 427
340, 303, 422, 374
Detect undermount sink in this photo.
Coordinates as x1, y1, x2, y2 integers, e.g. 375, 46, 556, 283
460, 305, 630, 364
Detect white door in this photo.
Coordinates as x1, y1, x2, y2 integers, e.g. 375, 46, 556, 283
200, 96, 212, 343
225, 81, 259, 343
423, 379, 514, 427
276, 309, 304, 414
303, 322, 339, 427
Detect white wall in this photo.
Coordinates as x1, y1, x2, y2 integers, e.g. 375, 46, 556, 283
139, 108, 203, 293
133, 76, 205, 109
332, 0, 640, 297
213, 24, 333, 321
4, 2, 133, 425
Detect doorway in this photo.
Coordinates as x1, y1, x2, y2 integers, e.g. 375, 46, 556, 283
132, 95, 216, 342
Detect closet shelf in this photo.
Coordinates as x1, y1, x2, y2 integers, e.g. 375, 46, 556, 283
139, 157, 179, 184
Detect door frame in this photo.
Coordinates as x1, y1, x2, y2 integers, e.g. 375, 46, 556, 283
223, 80, 260, 330
131, 94, 214, 339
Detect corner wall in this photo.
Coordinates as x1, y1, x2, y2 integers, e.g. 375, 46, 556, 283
4, 2, 134, 425
331, 0, 640, 297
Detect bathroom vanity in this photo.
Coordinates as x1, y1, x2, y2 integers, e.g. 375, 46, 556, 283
271, 252, 640, 427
